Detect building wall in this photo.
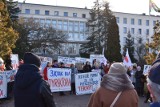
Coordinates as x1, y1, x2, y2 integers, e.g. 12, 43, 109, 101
18, 3, 160, 56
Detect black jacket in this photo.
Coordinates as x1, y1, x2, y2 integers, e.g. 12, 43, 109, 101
14, 64, 56, 107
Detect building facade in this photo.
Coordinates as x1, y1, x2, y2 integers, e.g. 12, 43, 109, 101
18, 3, 160, 56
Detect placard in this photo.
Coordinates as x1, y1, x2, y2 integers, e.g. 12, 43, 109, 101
143, 65, 151, 75
75, 72, 101, 95
11, 54, 19, 70
58, 56, 76, 67
0, 73, 7, 99
75, 57, 90, 64
90, 54, 107, 66
47, 68, 71, 92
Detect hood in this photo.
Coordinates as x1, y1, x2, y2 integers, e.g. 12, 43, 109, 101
15, 64, 42, 89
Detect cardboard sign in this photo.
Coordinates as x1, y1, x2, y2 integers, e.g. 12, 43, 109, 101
39, 56, 52, 64
0, 73, 7, 99
75, 57, 90, 64
11, 54, 19, 70
143, 65, 151, 75
75, 72, 101, 95
90, 54, 107, 66
0, 70, 17, 83
47, 68, 71, 92
58, 56, 76, 67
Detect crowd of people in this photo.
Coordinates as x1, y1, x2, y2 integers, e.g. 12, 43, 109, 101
0, 52, 160, 107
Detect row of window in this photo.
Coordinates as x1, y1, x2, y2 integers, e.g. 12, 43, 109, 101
33, 19, 87, 32
116, 17, 157, 26
68, 33, 88, 40
123, 27, 150, 35
25, 9, 86, 18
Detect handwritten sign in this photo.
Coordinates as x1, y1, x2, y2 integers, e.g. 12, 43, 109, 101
75, 72, 101, 95
58, 56, 76, 67
47, 68, 71, 92
75, 57, 90, 64
0, 73, 7, 99
0, 70, 17, 83
143, 65, 151, 75
11, 54, 19, 70
39, 56, 52, 64
90, 54, 107, 66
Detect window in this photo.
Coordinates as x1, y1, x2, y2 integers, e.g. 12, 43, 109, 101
63, 21, 68, 31
123, 18, 127, 24
40, 19, 45, 27
138, 29, 142, 35
74, 22, 79, 32
54, 11, 59, 16
52, 20, 57, 28
131, 18, 134, 25
146, 20, 149, 26
73, 13, 77, 17
146, 29, 149, 35
34, 18, 39, 23
153, 20, 156, 26
82, 14, 86, 18
46, 19, 51, 27
131, 28, 135, 34
58, 20, 62, 30
25, 9, 30, 14
80, 33, 84, 40
74, 33, 79, 40
35, 10, 40, 15
69, 21, 74, 31
116, 17, 120, 23
64, 12, 68, 17
80, 22, 85, 32
45, 10, 49, 15
123, 27, 127, 34
138, 19, 142, 25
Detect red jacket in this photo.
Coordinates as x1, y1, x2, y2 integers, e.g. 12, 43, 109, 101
43, 67, 48, 81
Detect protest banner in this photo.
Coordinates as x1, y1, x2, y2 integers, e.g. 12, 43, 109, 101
90, 54, 107, 66
58, 56, 76, 67
143, 65, 151, 75
40, 62, 48, 73
47, 68, 71, 92
75, 72, 101, 95
11, 54, 19, 70
75, 57, 90, 64
0, 73, 7, 99
39, 56, 52, 64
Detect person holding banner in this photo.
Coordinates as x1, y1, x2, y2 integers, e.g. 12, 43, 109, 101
88, 62, 138, 107
14, 52, 56, 107
83, 61, 92, 73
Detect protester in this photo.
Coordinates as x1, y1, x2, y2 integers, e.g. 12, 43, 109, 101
130, 64, 137, 86
135, 66, 144, 96
5, 57, 14, 100
43, 62, 52, 81
83, 61, 92, 73
14, 52, 56, 107
52, 60, 59, 68
147, 54, 160, 107
88, 62, 138, 107
70, 64, 78, 94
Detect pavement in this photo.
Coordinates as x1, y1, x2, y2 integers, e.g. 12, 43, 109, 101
0, 92, 150, 107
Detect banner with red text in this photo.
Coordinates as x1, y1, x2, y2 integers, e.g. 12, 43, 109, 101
0, 73, 7, 99
75, 72, 101, 95
47, 68, 71, 92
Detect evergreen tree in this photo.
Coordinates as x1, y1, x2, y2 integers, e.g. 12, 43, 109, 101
6, 0, 20, 22
81, 1, 116, 55
0, 0, 18, 58
123, 31, 137, 63
105, 17, 122, 62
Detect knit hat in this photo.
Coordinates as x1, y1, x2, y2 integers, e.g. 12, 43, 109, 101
108, 62, 127, 74
148, 55, 160, 85
23, 52, 41, 67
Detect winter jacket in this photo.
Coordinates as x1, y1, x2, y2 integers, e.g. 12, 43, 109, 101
88, 87, 138, 107
14, 64, 56, 107
150, 102, 160, 107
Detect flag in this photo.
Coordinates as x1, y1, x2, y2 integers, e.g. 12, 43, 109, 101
149, 0, 160, 14
123, 49, 132, 67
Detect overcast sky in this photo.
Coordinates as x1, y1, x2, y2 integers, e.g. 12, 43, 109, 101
16, 0, 160, 15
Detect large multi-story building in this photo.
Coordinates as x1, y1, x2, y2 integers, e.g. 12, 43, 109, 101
18, 3, 160, 56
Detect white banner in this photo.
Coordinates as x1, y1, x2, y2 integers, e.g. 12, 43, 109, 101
0, 70, 17, 83
75, 57, 90, 64
143, 65, 151, 75
58, 56, 76, 67
90, 54, 107, 66
75, 72, 101, 95
47, 68, 71, 92
0, 73, 7, 99
39, 56, 52, 64
11, 54, 19, 70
